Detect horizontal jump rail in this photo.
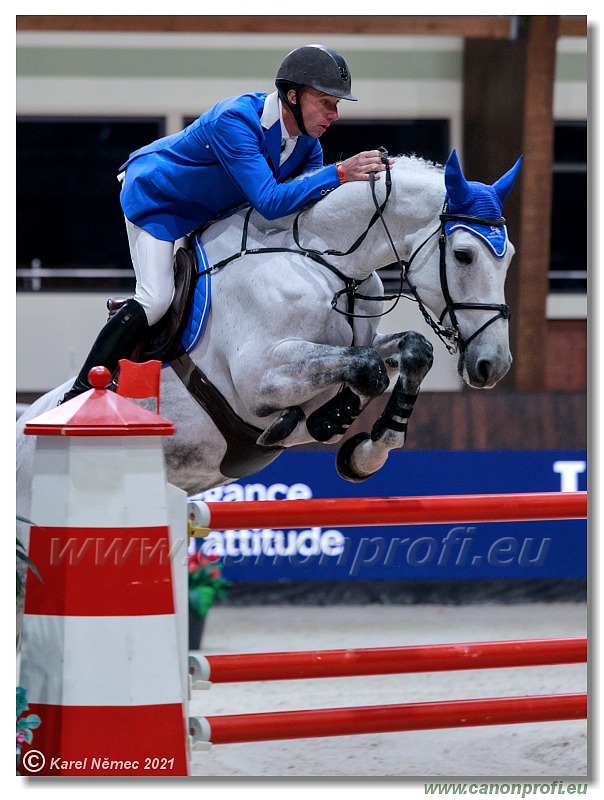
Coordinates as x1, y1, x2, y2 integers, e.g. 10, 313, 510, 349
190, 491, 587, 531
190, 637, 587, 684
190, 693, 587, 745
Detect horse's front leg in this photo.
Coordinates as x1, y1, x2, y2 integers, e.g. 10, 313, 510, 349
299, 331, 411, 443
336, 331, 433, 482
240, 341, 389, 446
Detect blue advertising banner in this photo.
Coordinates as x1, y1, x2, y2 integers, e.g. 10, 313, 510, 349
191, 450, 587, 583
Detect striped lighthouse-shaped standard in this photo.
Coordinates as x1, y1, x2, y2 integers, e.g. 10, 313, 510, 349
18, 367, 189, 776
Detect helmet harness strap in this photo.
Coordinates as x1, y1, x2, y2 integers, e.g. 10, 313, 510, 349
277, 84, 307, 136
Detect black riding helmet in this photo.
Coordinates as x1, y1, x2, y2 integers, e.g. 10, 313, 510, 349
275, 44, 357, 135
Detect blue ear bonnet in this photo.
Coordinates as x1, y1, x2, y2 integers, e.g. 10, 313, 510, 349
444, 182, 508, 258
443, 150, 523, 259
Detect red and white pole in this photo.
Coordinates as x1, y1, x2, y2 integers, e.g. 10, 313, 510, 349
192, 693, 587, 746
18, 367, 190, 776
188, 491, 587, 531
191, 637, 587, 684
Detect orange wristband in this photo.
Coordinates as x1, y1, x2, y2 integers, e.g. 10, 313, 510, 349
336, 162, 345, 184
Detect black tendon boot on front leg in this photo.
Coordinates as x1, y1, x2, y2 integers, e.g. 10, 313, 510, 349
59, 299, 149, 404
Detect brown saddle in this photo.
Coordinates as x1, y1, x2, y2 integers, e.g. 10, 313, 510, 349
107, 246, 198, 365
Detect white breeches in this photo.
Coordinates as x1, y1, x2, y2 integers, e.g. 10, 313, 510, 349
125, 217, 175, 326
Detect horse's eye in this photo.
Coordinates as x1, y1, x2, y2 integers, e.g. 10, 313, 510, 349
454, 249, 472, 266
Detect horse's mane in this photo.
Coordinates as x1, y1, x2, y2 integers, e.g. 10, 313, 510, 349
261, 154, 445, 234
296, 153, 443, 185
390, 153, 444, 173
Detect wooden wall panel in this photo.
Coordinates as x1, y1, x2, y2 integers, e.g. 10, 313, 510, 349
15, 15, 586, 37
12, 16, 521, 37
544, 320, 588, 391
340, 390, 587, 451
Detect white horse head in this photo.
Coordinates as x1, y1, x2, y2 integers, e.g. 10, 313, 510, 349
438, 149, 522, 387
353, 149, 521, 390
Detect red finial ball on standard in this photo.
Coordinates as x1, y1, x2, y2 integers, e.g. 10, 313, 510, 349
88, 366, 112, 389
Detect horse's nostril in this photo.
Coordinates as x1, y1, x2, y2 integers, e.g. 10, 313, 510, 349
476, 359, 492, 385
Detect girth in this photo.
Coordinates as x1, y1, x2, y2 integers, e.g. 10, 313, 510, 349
170, 352, 283, 479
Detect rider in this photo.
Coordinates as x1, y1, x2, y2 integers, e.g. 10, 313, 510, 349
59, 43, 392, 404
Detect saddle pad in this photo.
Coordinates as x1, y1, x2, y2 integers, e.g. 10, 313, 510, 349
180, 234, 212, 354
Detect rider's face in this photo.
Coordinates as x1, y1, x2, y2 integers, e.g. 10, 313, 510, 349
289, 87, 340, 137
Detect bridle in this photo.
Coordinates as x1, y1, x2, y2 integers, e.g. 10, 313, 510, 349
206, 151, 511, 355
434, 210, 511, 354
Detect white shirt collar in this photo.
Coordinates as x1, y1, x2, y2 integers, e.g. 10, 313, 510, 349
261, 91, 297, 145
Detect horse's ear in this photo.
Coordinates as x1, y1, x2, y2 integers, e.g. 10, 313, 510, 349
492, 156, 524, 203
444, 149, 473, 205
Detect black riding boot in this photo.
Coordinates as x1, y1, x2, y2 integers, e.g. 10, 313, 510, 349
59, 298, 149, 404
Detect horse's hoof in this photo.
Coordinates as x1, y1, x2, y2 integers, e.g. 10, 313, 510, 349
335, 432, 376, 483
257, 406, 305, 446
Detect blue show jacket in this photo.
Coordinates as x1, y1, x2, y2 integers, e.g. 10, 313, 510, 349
119, 92, 340, 241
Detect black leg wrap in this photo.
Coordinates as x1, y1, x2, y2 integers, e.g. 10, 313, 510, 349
258, 406, 305, 446
371, 388, 418, 441
306, 387, 362, 442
